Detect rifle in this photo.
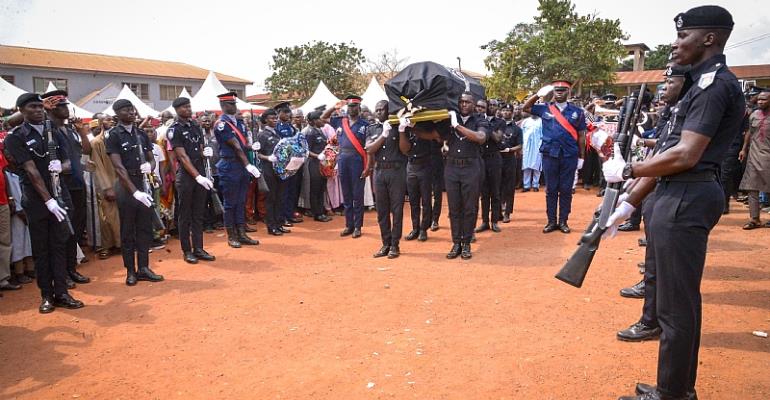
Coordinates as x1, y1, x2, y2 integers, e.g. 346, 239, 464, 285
203, 134, 224, 216
135, 129, 166, 231
45, 120, 75, 236
555, 84, 647, 288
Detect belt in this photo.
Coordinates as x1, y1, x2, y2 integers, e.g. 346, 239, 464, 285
408, 157, 429, 165
376, 161, 403, 170
447, 157, 475, 167
126, 169, 142, 177
482, 151, 501, 159
658, 170, 717, 182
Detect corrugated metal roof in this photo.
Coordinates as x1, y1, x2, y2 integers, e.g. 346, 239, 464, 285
615, 64, 770, 85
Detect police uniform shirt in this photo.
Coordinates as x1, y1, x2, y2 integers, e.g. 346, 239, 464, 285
59, 124, 85, 189
530, 102, 586, 158
656, 54, 744, 173
366, 123, 406, 164
257, 127, 281, 157
276, 121, 297, 139
330, 116, 368, 152
305, 126, 328, 156
441, 114, 490, 158
406, 130, 431, 161
482, 116, 506, 155
168, 119, 205, 173
501, 121, 523, 154
214, 114, 249, 158
104, 124, 153, 173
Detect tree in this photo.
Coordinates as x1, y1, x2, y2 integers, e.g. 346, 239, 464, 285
365, 49, 410, 84
645, 44, 672, 70
482, 0, 627, 100
265, 41, 366, 102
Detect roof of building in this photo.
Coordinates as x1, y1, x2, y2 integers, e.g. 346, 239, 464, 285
0, 45, 252, 85
615, 64, 770, 85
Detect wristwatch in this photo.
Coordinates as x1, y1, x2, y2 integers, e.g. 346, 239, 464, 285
622, 163, 635, 180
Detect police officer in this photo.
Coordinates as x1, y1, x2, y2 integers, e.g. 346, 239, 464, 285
476, 99, 505, 233
257, 109, 290, 236
523, 80, 587, 234
168, 97, 217, 264
214, 92, 262, 247
499, 103, 523, 223
104, 99, 164, 286
3, 93, 84, 312
603, 7, 743, 399
365, 100, 408, 258
321, 95, 369, 238
304, 110, 332, 223
275, 102, 303, 226
404, 112, 434, 242
429, 138, 445, 231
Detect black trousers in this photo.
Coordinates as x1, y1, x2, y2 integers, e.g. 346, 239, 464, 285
445, 158, 481, 244
407, 160, 432, 232
430, 154, 445, 223
648, 180, 723, 397
205, 175, 223, 227
308, 159, 327, 218
374, 165, 407, 246
262, 165, 286, 230
628, 205, 643, 226
640, 193, 658, 327
175, 171, 208, 252
27, 207, 70, 298
480, 154, 502, 224
720, 154, 743, 200
500, 155, 517, 215
581, 149, 601, 187
116, 177, 152, 272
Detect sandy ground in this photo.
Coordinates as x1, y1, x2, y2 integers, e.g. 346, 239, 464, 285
1, 189, 768, 400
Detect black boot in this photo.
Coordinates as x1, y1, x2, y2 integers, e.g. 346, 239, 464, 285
617, 321, 661, 342
136, 266, 164, 282
461, 242, 472, 260
227, 227, 241, 248
446, 243, 461, 259
620, 279, 645, 298
126, 267, 138, 286
237, 225, 259, 245
387, 244, 400, 259
68, 268, 90, 284
193, 249, 216, 261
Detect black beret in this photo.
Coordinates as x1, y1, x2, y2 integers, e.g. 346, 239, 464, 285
112, 99, 133, 112
601, 93, 618, 102
16, 93, 42, 108
307, 110, 323, 121
41, 89, 69, 102
664, 64, 689, 78
273, 101, 291, 111
746, 85, 767, 96
172, 97, 190, 108
314, 105, 327, 111
500, 103, 512, 110
260, 109, 277, 123
674, 5, 734, 31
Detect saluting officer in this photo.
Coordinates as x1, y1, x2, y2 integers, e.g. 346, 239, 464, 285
477, 99, 505, 233
603, 6, 744, 400
168, 97, 216, 264
105, 99, 164, 286
214, 92, 261, 248
523, 80, 586, 234
365, 100, 408, 259
304, 110, 332, 223
3, 93, 84, 312
499, 103, 523, 223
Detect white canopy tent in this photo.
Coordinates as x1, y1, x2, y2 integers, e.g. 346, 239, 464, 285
360, 77, 387, 112
191, 71, 265, 113
299, 81, 340, 114
102, 84, 160, 117
161, 87, 192, 115
45, 81, 95, 119
0, 76, 27, 109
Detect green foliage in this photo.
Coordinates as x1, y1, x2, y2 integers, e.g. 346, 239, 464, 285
265, 41, 366, 102
482, 0, 628, 99
645, 44, 672, 70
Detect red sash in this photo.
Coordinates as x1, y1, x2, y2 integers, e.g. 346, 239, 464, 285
548, 104, 579, 142
341, 118, 368, 170
223, 120, 248, 147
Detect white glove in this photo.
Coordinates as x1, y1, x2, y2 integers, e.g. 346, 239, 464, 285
500, 148, 511, 153
617, 192, 629, 204
448, 110, 459, 128
267, 155, 277, 163
132, 190, 153, 208
139, 162, 152, 174
317, 152, 327, 162
381, 122, 392, 138
45, 198, 67, 222
637, 125, 645, 135
246, 164, 261, 179
195, 175, 214, 190
536, 84, 555, 97
251, 142, 261, 151
48, 160, 62, 173
577, 158, 584, 170
203, 147, 213, 157
602, 144, 626, 183
398, 117, 411, 133
603, 201, 636, 239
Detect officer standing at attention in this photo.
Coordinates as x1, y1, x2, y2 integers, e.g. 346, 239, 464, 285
499, 103, 523, 223
168, 97, 217, 264
365, 100, 408, 259
3, 93, 84, 312
105, 99, 164, 286
256, 109, 290, 236
602, 6, 743, 399
476, 99, 505, 233
321, 95, 369, 238
523, 80, 586, 234
428, 137, 445, 231
214, 92, 262, 248
304, 110, 333, 223
274, 102, 303, 226
404, 111, 434, 243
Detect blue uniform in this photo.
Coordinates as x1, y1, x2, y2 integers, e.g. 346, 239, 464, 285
530, 102, 585, 224
214, 114, 250, 228
275, 121, 300, 222
330, 116, 369, 229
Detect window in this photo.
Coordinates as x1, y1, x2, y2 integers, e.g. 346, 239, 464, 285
123, 82, 150, 101
160, 84, 192, 101
33, 77, 67, 93
1, 75, 14, 84
227, 88, 245, 100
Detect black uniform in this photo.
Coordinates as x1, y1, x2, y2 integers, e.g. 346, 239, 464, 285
441, 114, 489, 244
4, 122, 73, 299
168, 119, 207, 254
647, 53, 743, 398
59, 124, 86, 275
406, 131, 433, 234
368, 123, 407, 247
305, 125, 328, 219
500, 120, 522, 217
104, 124, 154, 273
479, 116, 505, 225
256, 127, 285, 231
429, 140, 445, 226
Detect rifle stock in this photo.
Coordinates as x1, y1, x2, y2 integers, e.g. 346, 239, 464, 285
135, 128, 166, 231
203, 135, 224, 216
46, 121, 75, 236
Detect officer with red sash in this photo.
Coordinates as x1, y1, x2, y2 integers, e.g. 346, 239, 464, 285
522, 80, 586, 234
322, 95, 369, 238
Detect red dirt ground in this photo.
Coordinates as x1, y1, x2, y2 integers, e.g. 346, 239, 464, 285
1, 189, 768, 399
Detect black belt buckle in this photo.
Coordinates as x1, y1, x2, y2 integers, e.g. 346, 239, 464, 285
377, 161, 401, 170
409, 157, 428, 165
449, 158, 471, 167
